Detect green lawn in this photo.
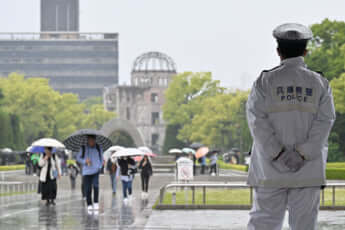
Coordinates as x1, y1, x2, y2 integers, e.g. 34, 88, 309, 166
0, 164, 25, 171
0, 191, 34, 197
162, 188, 345, 206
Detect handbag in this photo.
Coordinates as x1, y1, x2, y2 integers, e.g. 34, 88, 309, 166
53, 169, 58, 179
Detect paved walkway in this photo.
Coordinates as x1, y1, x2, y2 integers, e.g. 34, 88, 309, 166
0, 171, 344, 229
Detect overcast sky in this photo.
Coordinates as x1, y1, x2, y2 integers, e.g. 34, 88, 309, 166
1, 0, 345, 89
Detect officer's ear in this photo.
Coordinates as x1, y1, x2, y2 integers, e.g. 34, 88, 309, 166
277, 47, 283, 60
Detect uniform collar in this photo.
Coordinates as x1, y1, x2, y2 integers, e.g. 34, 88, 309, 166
281, 56, 306, 67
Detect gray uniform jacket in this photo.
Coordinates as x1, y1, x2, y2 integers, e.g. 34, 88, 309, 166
246, 56, 336, 188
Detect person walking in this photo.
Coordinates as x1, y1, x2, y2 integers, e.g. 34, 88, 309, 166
31, 153, 40, 176
68, 163, 79, 190
77, 135, 103, 212
117, 156, 136, 204
209, 153, 218, 176
38, 147, 61, 206
246, 23, 335, 230
139, 155, 153, 199
200, 156, 206, 174
107, 154, 119, 195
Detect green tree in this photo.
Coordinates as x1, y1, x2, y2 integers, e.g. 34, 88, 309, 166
305, 19, 345, 161
0, 73, 60, 144
82, 96, 103, 112
82, 104, 115, 130
162, 125, 186, 154
330, 73, 345, 114
163, 72, 223, 142
0, 73, 116, 148
306, 19, 345, 80
189, 90, 251, 152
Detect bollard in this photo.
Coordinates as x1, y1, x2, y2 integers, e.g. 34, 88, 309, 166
321, 189, 324, 206
184, 186, 188, 205
192, 187, 195, 205
203, 186, 206, 205
332, 186, 335, 206
250, 187, 253, 205
172, 192, 176, 205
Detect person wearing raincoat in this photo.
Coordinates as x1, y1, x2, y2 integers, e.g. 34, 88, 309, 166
246, 23, 335, 230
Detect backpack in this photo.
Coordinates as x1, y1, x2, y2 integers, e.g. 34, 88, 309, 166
81, 144, 102, 162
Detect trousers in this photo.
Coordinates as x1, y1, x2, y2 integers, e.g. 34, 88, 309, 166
248, 187, 320, 230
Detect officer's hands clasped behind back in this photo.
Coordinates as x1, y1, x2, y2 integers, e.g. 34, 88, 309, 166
274, 147, 305, 172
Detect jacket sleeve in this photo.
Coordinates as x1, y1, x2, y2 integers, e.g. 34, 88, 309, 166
76, 149, 86, 165
246, 78, 283, 160
296, 83, 336, 161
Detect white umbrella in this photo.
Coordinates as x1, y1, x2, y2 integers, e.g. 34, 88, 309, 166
31, 138, 65, 148
169, 148, 182, 154
138, 146, 153, 154
1, 148, 13, 153
104, 146, 124, 161
113, 148, 145, 158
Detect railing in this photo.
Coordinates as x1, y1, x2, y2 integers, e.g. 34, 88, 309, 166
0, 181, 37, 196
157, 182, 345, 210
0, 32, 118, 41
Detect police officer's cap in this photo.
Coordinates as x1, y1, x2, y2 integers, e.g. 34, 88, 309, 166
273, 23, 313, 41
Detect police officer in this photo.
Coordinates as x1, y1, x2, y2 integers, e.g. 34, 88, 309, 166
246, 23, 336, 230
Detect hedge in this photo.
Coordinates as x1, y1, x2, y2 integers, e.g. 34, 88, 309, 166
219, 161, 345, 180
218, 161, 248, 172
0, 164, 25, 171
326, 162, 345, 169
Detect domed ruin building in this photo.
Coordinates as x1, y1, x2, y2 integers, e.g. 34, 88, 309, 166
102, 52, 177, 153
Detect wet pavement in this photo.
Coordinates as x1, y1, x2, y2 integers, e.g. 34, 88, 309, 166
147, 210, 345, 230
0, 171, 344, 229
0, 174, 171, 230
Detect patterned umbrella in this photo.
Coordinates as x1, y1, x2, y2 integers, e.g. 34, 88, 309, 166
63, 129, 112, 152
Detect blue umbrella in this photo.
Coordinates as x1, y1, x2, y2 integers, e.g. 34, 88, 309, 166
27, 146, 56, 154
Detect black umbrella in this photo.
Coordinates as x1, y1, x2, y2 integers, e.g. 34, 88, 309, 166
208, 149, 221, 154
190, 142, 204, 150
63, 129, 112, 152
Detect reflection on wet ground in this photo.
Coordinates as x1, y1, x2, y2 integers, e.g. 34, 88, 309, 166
0, 174, 344, 229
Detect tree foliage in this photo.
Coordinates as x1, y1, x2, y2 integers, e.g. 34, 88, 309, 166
330, 73, 345, 114
306, 19, 345, 80
305, 19, 345, 161
0, 73, 115, 149
163, 72, 251, 152
162, 124, 186, 154
163, 72, 223, 142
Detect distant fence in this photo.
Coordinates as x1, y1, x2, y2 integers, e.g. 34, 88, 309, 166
157, 182, 345, 210
0, 182, 37, 196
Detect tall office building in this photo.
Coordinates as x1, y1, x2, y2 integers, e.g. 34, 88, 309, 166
0, 0, 118, 100
41, 0, 79, 32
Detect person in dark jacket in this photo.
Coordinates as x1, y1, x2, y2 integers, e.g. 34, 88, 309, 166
139, 155, 153, 199
68, 163, 79, 190
117, 157, 136, 204
107, 156, 119, 195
